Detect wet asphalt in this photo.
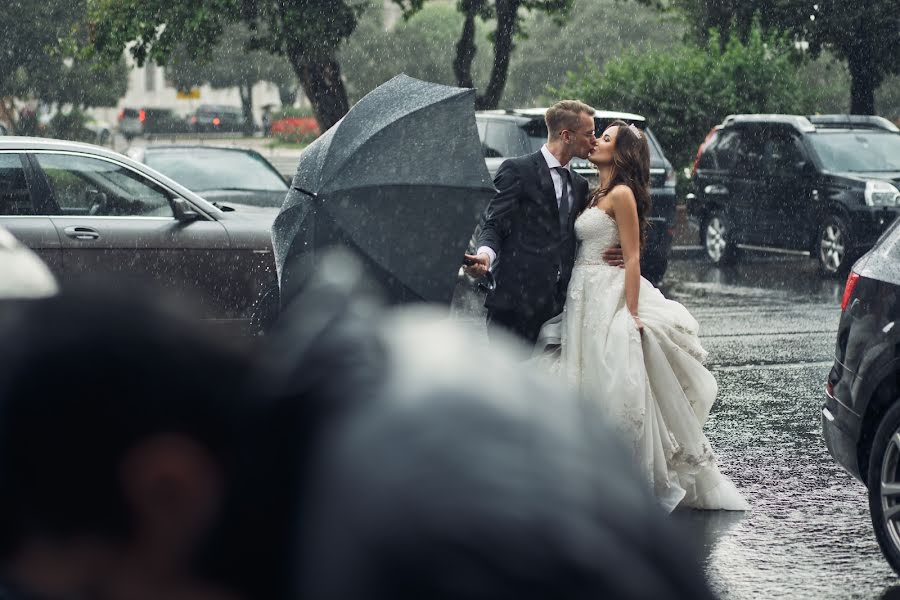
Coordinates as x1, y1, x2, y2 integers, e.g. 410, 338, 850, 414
453, 252, 899, 598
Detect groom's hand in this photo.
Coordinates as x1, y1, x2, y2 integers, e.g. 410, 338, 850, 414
602, 245, 625, 268
463, 253, 490, 277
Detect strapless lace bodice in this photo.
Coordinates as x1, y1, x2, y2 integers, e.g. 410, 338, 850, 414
574, 208, 618, 266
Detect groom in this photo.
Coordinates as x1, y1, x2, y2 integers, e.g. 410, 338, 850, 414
465, 100, 621, 345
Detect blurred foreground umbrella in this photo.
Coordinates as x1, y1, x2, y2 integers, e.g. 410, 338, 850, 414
272, 74, 494, 307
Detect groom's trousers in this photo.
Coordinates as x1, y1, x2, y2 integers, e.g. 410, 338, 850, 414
486, 287, 564, 346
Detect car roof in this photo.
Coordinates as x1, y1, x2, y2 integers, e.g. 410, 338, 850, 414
719, 113, 900, 135
139, 144, 257, 153
478, 108, 647, 123
0, 136, 219, 212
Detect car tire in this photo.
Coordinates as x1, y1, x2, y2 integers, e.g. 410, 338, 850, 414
867, 400, 900, 575
817, 215, 853, 277
703, 210, 737, 265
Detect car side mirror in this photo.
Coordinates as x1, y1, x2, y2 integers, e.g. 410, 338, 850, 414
172, 197, 201, 222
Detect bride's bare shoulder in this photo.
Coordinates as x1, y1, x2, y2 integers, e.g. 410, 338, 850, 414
608, 184, 636, 200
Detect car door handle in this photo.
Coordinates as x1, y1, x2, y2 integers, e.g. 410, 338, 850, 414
704, 184, 729, 195
63, 226, 100, 241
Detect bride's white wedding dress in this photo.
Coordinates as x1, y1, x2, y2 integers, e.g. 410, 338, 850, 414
536, 207, 749, 512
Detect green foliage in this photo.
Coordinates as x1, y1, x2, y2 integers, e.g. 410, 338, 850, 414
272, 106, 317, 120
637, 0, 900, 114
556, 22, 812, 169
87, 0, 368, 129
0, 0, 127, 129
340, 2, 492, 103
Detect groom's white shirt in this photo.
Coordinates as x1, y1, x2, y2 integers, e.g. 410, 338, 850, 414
477, 144, 573, 270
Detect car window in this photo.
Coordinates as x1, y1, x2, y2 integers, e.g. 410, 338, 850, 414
35, 154, 173, 218
711, 130, 742, 171
761, 134, 805, 175
144, 148, 288, 194
0, 154, 33, 216
484, 122, 526, 158
807, 131, 900, 172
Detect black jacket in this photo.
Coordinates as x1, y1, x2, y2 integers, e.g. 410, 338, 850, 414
478, 151, 589, 315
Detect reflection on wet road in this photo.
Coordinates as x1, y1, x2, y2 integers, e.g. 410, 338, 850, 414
662, 256, 898, 598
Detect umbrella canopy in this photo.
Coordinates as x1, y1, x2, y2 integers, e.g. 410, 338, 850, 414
272, 74, 495, 307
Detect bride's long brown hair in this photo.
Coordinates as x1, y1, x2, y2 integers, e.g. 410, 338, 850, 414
587, 119, 652, 247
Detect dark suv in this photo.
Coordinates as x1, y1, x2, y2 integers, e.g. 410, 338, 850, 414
475, 108, 677, 284
688, 114, 900, 275
823, 219, 900, 573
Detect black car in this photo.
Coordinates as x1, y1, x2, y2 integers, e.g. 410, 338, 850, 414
823, 219, 900, 572
127, 145, 289, 212
688, 114, 900, 275
118, 107, 192, 139
190, 105, 249, 133
0, 138, 278, 333
474, 108, 677, 284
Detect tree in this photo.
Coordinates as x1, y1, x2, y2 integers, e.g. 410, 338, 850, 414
557, 24, 813, 169
167, 25, 298, 134
88, 0, 366, 131
0, 0, 126, 133
638, 0, 900, 115
392, 0, 574, 109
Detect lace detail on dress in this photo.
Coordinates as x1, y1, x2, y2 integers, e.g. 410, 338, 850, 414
574, 209, 619, 267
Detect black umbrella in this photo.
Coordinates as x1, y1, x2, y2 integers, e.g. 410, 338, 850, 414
272, 74, 495, 307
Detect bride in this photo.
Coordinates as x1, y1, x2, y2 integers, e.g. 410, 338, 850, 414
535, 120, 749, 513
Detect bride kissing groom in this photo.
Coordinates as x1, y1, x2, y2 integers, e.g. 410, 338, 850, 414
464, 100, 749, 513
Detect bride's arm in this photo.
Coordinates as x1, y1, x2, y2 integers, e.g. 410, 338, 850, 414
610, 186, 642, 325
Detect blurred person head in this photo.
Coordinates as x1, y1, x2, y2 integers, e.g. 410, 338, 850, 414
294, 306, 716, 600
588, 119, 652, 246
0, 226, 57, 300
545, 100, 596, 160
0, 281, 254, 600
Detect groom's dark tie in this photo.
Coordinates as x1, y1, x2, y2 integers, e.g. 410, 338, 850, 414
554, 166, 570, 235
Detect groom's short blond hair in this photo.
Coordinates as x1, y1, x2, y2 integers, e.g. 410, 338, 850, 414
545, 101, 595, 139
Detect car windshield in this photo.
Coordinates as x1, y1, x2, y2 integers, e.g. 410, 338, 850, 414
807, 131, 900, 172
144, 148, 287, 192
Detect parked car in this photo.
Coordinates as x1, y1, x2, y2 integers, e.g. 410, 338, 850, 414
688, 114, 900, 275
474, 108, 677, 284
823, 219, 900, 573
127, 145, 289, 212
118, 107, 192, 139
0, 137, 278, 333
190, 105, 250, 133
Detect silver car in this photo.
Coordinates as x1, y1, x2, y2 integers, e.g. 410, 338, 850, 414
0, 137, 278, 333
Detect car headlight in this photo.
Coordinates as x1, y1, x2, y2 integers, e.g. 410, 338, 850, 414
865, 180, 900, 207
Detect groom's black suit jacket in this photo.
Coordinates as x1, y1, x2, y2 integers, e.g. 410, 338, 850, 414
478, 150, 590, 320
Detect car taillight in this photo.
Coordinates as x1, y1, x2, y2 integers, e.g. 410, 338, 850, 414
213, 117, 221, 126
117, 110, 124, 121
841, 272, 859, 311
691, 127, 718, 178
139, 109, 146, 123
191, 115, 197, 124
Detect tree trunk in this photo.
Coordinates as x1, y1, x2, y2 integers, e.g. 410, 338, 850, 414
288, 50, 350, 133
476, 0, 518, 110
239, 82, 255, 136
847, 53, 878, 115
453, 8, 478, 89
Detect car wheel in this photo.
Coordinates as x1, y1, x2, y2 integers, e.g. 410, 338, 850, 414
817, 215, 852, 276
868, 400, 900, 574
703, 211, 737, 265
